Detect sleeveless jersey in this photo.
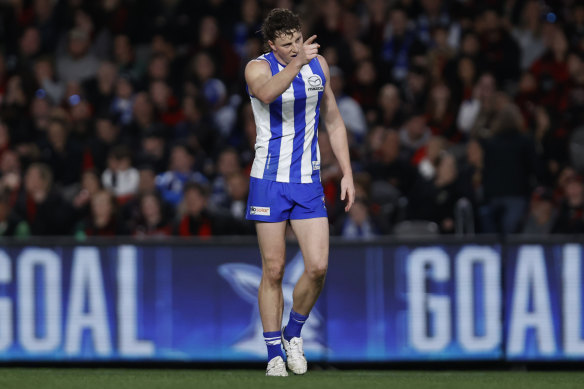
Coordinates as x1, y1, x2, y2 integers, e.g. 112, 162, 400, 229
248, 52, 326, 183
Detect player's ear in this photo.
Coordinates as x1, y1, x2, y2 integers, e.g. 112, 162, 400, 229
268, 40, 276, 51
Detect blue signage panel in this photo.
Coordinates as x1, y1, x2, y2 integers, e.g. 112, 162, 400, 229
0, 242, 582, 361
505, 244, 584, 360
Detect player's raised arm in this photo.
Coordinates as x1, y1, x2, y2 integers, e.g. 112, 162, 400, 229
245, 34, 320, 104
318, 55, 355, 212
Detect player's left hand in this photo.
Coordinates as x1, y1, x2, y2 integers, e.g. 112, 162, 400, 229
340, 175, 355, 212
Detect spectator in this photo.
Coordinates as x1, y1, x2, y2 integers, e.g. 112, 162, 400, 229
155, 144, 207, 206
86, 115, 121, 174
39, 119, 83, 188
450, 55, 477, 105
233, 0, 262, 58
71, 169, 103, 224
193, 16, 240, 86
56, 28, 100, 83
458, 139, 484, 208
122, 162, 173, 232
512, 0, 546, 70
149, 80, 183, 127
16, 27, 43, 74
110, 73, 135, 127
13, 163, 74, 235
479, 104, 538, 234
123, 92, 156, 147
566, 51, 584, 130
426, 83, 457, 140
530, 25, 570, 114
101, 145, 139, 203
31, 0, 58, 53
415, 0, 451, 46
334, 179, 388, 239
552, 176, 584, 234
76, 189, 125, 237
83, 61, 118, 116
399, 112, 432, 158
0, 121, 11, 163
139, 126, 169, 174
188, 51, 235, 138
456, 73, 497, 137
415, 136, 448, 180
112, 34, 144, 81
426, 27, 455, 82
408, 153, 460, 233
0, 190, 29, 237
401, 65, 429, 116
522, 186, 558, 235
175, 182, 234, 236
1, 75, 31, 133
210, 148, 242, 210
366, 128, 416, 197
350, 60, 380, 116
224, 172, 249, 221
375, 84, 405, 129
33, 56, 64, 104
380, 6, 426, 83
477, 8, 520, 85
330, 66, 367, 140
0, 150, 22, 206
132, 191, 172, 237
174, 95, 218, 156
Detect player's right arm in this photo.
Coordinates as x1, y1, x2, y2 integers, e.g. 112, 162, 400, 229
245, 35, 319, 104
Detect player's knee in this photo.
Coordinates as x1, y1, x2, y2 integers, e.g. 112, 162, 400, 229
263, 262, 285, 283
306, 262, 328, 281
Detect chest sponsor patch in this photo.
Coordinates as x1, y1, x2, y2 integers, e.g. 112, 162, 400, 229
307, 75, 324, 91
250, 206, 270, 216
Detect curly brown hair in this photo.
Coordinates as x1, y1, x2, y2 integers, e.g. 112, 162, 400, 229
261, 8, 301, 50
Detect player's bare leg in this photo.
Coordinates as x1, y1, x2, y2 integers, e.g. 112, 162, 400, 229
290, 217, 329, 314
282, 217, 329, 374
257, 220, 288, 330
256, 221, 288, 376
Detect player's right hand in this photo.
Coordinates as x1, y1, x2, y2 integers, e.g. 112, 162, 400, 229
296, 35, 319, 65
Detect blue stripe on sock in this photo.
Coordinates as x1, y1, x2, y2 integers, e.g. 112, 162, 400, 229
264, 331, 283, 361
284, 310, 309, 341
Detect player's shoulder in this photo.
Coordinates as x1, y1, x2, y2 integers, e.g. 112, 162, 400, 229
315, 55, 330, 79
246, 56, 271, 74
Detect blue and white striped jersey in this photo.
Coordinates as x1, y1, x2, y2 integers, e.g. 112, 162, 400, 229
248, 52, 326, 183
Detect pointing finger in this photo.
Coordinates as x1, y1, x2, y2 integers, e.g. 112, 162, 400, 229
304, 34, 317, 45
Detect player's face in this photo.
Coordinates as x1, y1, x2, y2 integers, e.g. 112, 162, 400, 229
269, 30, 303, 65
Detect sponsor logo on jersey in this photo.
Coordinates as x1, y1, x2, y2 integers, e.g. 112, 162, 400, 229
307, 75, 324, 91
250, 206, 270, 216
312, 161, 320, 171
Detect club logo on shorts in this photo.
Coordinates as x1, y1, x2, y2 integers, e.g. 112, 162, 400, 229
250, 206, 270, 216
307, 75, 324, 91
312, 161, 320, 171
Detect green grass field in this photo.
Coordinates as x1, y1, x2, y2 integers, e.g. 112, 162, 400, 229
0, 368, 583, 389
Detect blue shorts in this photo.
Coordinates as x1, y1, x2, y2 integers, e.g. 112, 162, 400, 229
246, 177, 328, 222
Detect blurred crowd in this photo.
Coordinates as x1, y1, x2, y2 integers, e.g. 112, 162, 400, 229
1, 0, 584, 238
